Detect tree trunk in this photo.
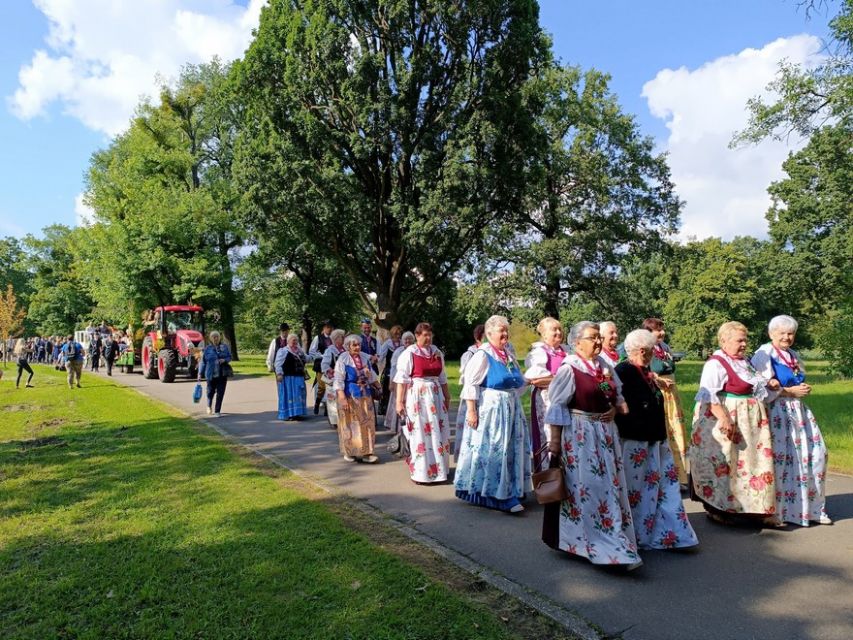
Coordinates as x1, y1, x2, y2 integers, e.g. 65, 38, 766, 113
543, 267, 561, 320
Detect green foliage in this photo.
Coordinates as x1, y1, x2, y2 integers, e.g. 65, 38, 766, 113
234, 0, 550, 327
22, 225, 95, 335
84, 60, 244, 354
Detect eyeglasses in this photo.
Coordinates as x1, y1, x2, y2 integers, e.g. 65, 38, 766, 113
579, 336, 603, 342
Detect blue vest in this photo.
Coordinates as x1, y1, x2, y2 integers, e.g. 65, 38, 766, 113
482, 352, 525, 390
771, 356, 806, 387
343, 364, 374, 398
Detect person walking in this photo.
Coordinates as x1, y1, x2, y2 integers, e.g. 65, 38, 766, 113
63, 335, 85, 388
14, 338, 35, 388
102, 335, 120, 376
275, 334, 309, 421
199, 330, 231, 417
90, 335, 102, 372
308, 320, 334, 415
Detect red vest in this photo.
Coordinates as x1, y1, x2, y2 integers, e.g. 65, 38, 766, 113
709, 355, 754, 395
411, 352, 443, 378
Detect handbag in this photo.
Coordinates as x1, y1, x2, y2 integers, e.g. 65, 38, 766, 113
531, 443, 569, 505
221, 362, 234, 378
192, 383, 203, 403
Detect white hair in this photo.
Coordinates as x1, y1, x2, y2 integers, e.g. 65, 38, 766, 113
484, 315, 509, 337
209, 330, 221, 341
402, 331, 415, 344
624, 329, 656, 354
768, 315, 799, 334
286, 333, 300, 345
599, 321, 617, 333
569, 321, 599, 345
330, 329, 346, 342
343, 334, 361, 349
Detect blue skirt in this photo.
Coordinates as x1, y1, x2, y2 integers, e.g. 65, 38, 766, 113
278, 376, 307, 420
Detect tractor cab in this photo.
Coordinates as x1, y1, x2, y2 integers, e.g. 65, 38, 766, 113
140, 305, 206, 382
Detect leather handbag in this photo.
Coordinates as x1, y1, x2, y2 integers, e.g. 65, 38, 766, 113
531, 444, 569, 505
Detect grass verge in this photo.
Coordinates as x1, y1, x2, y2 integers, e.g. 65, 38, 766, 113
0, 366, 575, 639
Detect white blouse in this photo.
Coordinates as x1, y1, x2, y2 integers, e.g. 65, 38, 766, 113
460, 343, 527, 402
392, 344, 448, 385
523, 342, 569, 380
378, 338, 402, 361
544, 354, 624, 426
695, 349, 772, 404
751, 342, 805, 380
320, 345, 343, 374
333, 352, 377, 392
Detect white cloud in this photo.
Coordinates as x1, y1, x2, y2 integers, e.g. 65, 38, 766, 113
74, 193, 94, 227
8, 0, 265, 136
642, 35, 825, 240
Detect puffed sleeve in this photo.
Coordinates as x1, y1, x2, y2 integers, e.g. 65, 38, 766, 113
524, 345, 550, 380
695, 359, 726, 405
460, 350, 489, 401
333, 354, 347, 392
544, 363, 576, 425
274, 347, 287, 376
321, 348, 335, 373
751, 345, 774, 380
392, 347, 414, 384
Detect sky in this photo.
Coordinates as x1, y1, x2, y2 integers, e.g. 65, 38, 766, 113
0, 0, 838, 241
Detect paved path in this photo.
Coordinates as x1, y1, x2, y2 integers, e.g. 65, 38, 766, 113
102, 369, 853, 640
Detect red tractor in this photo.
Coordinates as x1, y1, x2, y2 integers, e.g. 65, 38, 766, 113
139, 305, 205, 382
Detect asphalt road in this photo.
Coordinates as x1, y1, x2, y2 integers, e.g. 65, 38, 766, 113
99, 367, 853, 640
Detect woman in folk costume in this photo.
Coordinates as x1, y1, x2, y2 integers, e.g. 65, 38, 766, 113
751, 315, 831, 526
543, 321, 641, 569
274, 333, 309, 420
385, 332, 415, 437
453, 324, 484, 461
378, 325, 403, 415
524, 317, 568, 472
615, 329, 698, 550
454, 315, 531, 513
643, 317, 689, 485
394, 323, 451, 483
334, 334, 381, 463
598, 321, 622, 368
689, 321, 781, 526
320, 329, 346, 429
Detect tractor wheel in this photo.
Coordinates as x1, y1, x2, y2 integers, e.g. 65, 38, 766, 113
142, 338, 158, 379
158, 349, 177, 383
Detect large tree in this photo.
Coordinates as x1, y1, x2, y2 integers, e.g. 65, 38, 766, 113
234, 0, 549, 328
480, 64, 681, 318
84, 61, 245, 356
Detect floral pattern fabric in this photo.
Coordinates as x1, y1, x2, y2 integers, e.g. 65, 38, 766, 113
768, 397, 829, 525
689, 397, 776, 515
454, 387, 532, 504
622, 439, 698, 549
403, 378, 451, 483
552, 413, 640, 565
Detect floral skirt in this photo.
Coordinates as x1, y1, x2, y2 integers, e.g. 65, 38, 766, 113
277, 376, 306, 420
622, 439, 698, 549
322, 375, 338, 426
689, 396, 775, 515
402, 378, 450, 483
659, 375, 689, 484
454, 388, 531, 510
338, 395, 376, 458
542, 412, 640, 565
769, 397, 829, 526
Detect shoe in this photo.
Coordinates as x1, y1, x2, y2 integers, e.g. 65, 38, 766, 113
214, 413, 221, 418
26, 384, 34, 388
509, 504, 525, 514
206, 406, 212, 415
625, 560, 644, 572
343, 455, 355, 462
363, 455, 379, 464
817, 514, 833, 525
76, 384, 81, 388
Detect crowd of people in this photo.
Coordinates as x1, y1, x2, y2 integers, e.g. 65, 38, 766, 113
251, 312, 831, 572
5, 311, 831, 573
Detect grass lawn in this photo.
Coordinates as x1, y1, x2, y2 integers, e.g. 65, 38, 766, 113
675, 359, 853, 474
0, 366, 571, 639
230, 352, 271, 378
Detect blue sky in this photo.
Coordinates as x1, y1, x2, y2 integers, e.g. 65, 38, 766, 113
0, 0, 836, 240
